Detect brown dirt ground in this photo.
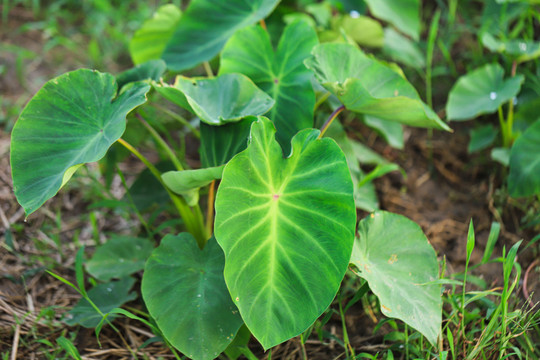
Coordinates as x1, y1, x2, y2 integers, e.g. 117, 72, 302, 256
1, 4, 539, 360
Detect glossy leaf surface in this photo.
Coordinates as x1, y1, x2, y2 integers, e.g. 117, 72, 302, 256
215, 117, 356, 349
66, 277, 137, 328
331, 15, 384, 48
162, 0, 280, 71
86, 236, 154, 282
200, 117, 256, 168
220, 20, 318, 154
508, 120, 540, 197
11, 69, 150, 216
142, 234, 242, 360
383, 28, 425, 69
305, 43, 449, 130
446, 64, 524, 121
364, 0, 420, 40
351, 211, 442, 346
129, 4, 182, 65
155, 74, 274, 125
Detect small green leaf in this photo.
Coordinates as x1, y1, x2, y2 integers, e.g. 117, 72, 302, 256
364, 0, 420, 40
11, 69, 150, 216
351, 211, 442, 346
162, 165, 224, 206
162, 0, 280, 71
468, 124, 498, 153
220, 20, 318, 154
56, 336, 82, 360
86, 236, 154, 282
305, 43, 449, 131
446, 64, 524, 121
363, 115, 404, 149
142, 234, 242, 360
155, 74, 274, 126
129, 4, 182, 65
491, 147, 511, 166
508, 119, 540, 197
215, 117, 356, 349
200, 117, 256, 168
65, 277, 137, 328
116, 60, 167, 90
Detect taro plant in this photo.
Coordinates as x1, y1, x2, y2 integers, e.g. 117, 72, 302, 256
445, 0, 540, 199
10, 1, 450, 358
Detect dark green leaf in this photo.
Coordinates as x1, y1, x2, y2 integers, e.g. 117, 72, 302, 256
162, 0, 280, 71
65, 277, 137, 328
116, 60, 167, 90
220, 20, 318, 154
142, 234, 242, 360
508, 119, 540, 197
11, 69, 150, 216
363, 115, 404, 149
86, 236, 154, 282
468, 124, 498, 153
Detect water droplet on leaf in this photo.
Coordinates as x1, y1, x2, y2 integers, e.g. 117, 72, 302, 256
489, 92, 497, 100
350, 10, 360, 18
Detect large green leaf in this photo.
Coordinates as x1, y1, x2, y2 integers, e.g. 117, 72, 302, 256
214, 117, 356, 349
129, 4, 182, 65
65, 277, 137, 328
200, 117, 256, 168
220, 20, 318, 154
142, 234, 242, 360
11, 69, 150, 216
116, 60, 167, 90
446, 64, 524, 121
364, 0, 420, 40
154, 74, 274, 125
351, 211, 442, 346
162, 0, 280, 71
305, 43, 449, 131
331, 14, 384, 48
508, 119, 540, 197
86, 236, 154, 282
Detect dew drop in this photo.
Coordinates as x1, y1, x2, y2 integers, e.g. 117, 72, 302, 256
519, 42, 527, 51
350, 10, 360, 18
489, 91, 497, 100
106, 287, 112, 292
197, 294, 202, 298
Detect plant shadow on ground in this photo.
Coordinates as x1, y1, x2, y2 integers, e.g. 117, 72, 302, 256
1, 2, 539, 360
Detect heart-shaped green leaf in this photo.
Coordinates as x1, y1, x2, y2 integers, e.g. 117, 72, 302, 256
155, 74, 275, 126
200, 117, 256, 168
351, 211, 442, 346
86, 236, 154, 282
364, 0, 420, 40
508, 119, 540, 197
220, 20, 318, 154
65, 277, 137, 328
142, 234, 242, 360
162, 165, 224, 206
11, 69, 150, 216
446, 63, 524, 121
331, 15, 384, 48
305, 43, 450, 131
129, 4, 182, 65
214, 117, 356, 349
162, 0, 280, 71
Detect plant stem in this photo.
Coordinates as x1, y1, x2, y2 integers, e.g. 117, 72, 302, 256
497, 106, 509, 147
260, 19, 267, 31
426, 10, 441, 109
319, 105, 345, 138
203, 61, 214, 78
116, 138, 208, 247
136, 113, 184, 171
206, 180, 216, 236
152, 103, 200, 138
338, 290, 355, 359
